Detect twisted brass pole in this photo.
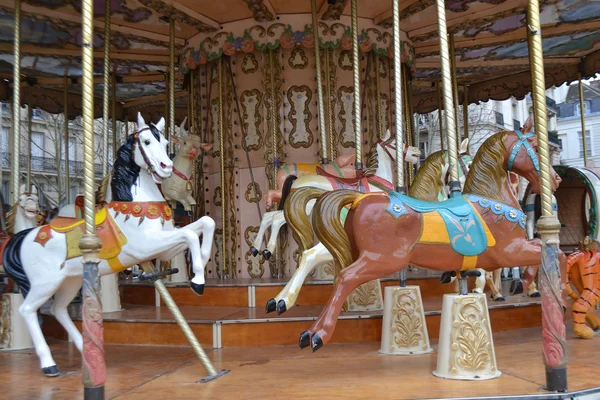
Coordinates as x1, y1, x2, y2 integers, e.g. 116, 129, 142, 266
101, 0, 111, 175
169, 16, 175, 155
326, 49, 335, 159
402, 65, 413, 187
528, 0, 568, 392
393, 0, 404, 192
375, 55, 383, 139
437, 81, 444, 151
449, 34, 460, 143
64, 76, 70, 203
26, 102, 31, 191
311, 0, 327, 163
463, 82, 469, 147
268, 50, 277, 188
218, 58, 227, 277
112, 74, 117, 160
80, 0, 106, 397
351, 0, 362, 170
11, 0, 21, 206
578, 72, 589, 167
435, 0, 459, 192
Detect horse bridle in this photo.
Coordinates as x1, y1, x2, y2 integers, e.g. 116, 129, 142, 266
443, 151, 471, 184
134, 127, 158, 175
507, 129, 540, 174
376, 138, 411, 161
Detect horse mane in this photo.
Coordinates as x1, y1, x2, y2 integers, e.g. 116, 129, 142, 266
409, 150, 445, 201
363, 146, 379, 175
6, 203, 17, 235
111, 133, 141, 202
463, 131, 508, 202
97, 174, 111, 204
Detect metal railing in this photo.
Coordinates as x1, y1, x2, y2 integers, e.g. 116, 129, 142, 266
1, 152, 103, 176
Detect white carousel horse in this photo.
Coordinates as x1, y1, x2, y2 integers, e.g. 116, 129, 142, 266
251, 138, 421, 260
6, 184, 40, 235
265, 131, 421, 313
1, 113, 215, 377
161, 117, 212, 211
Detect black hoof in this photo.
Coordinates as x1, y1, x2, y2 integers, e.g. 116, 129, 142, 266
265, 298, 277, 314
276, 299, 287, 315
263, 250, 272, 260
529, 291, 541, 298
190, 282, 205, 296
440, 271, 455, 284
311, 332, 323, 352
250, 246, 259, 257
299, 331, 311, 350
42, 365, 60, 377
494, 296, 506, 302
510, 280, 523, 295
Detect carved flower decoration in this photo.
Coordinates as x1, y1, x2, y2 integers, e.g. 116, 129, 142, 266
223, 41, 237, 56
241, 38, 255, 53
494, 204, 502, 211
164, 206, 172, 218
39, 232, 47, 240
122, 204, 129, 212
359, 34, 372, 53
302, 33, 315, 49
280, 33, 295, 49
133, 204, 142, 214
148, 205, 159, 217
198, 51, 208, 65
340, 35, 353, 51
509, 209, 517, 219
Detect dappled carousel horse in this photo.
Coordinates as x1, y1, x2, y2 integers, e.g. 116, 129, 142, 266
267, 140, 470, 314
251, 132, 421, 260
295, 129, 564, 351
1, 113, 215, 376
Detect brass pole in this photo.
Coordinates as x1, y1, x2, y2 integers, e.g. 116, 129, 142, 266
64, 77, 70, 203
268, 50, 277, 188
326, 49, 335, 159
11, 0, 21, 206
351, 0, 362, 170
311, 0, 328, 163
437, 81, 444, 151
435, 0, 459, 193
449, 34, 461, 143
111, 74, 117, 162
26, 102, 31, 190
217, 58, 227, 278
101, 0, 111, 175
463, 82, 469, 147
402, 65, 413, 187
393, 0, 406, 192
169, 16, 176, 155
578, 72, 589, 167
164, 72, 169, 134
375, 55, 384, 140
528, 0, 568, 392
80, 0, 106, 397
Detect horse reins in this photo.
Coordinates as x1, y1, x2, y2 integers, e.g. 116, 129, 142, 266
134, 127, 158, 175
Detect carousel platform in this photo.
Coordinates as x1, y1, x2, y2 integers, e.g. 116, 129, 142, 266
40, 271, 546, 349
4, 324, 600, 400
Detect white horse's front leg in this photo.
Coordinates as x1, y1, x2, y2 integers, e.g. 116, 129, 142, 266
265, 211, 286, 260
251, 211, 275, 256
472, 268, 485, 294
266, 242, 330, 314
179, 216, 215, 279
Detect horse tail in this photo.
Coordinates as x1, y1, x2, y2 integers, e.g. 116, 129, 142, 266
312, 190, 361, 275
284, 187, 326, 254
2, 228, 34, 298
278, 175, 297, 211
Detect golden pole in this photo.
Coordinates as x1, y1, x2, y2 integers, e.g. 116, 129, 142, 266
112, 74, 117, 161
217, 57, 227, 278
463, 82, 469, 146
26, 102, 31, 191
11, 0, 21, 205
101, 0, 110, 175
578, 72, 589, 167
311, 0, 328, 163
527, 0, 568, 392
64, 76, 70, 203
326, 48, 335, 159
80, 0, 106, 397
437, 81, 444, 151
169, 16, 175, 155
402, 65, 414, 187
375, 55, 383, 140
351, 0, 362, 170
268, 50, 277, 188
435, 0, 459, 193
449, 34, 460, 144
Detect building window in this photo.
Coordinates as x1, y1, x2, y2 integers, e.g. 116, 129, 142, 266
513, 119, 520, 131
1, 127, 8, 153
1, 103, 9, 112
576, 101, 589, 116
419, 141, 428, 161
31, 108, 43, 119
579, 130, 593, 158
495, 111, 504, 126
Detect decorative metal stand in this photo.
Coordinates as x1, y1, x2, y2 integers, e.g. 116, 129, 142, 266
0, 293, 34, 351
380, 286, 432, 355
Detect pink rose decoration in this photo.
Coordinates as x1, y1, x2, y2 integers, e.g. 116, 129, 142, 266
199, 51, 208, 65
359, 37, 372, 53
186, 58, 198, 70
241, 38, 255, 53
302, 33, 315, 49
280, 33, 294, 49
223, 41, 236, 56
340, 36, 353, 51
388, 49, 394, 59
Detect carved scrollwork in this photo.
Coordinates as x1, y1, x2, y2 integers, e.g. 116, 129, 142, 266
240, 89, 263, 151
242, 0, 275, 22
287, 85, 313, 149
338, 86, 355, 148
245, 182, 262, 204
390, 289, 426, 350
345, 281, 382, 311
241, 53, 259, 74
288, 48, 309, 70
338, 50, 353, 71
0, 295, 11, 348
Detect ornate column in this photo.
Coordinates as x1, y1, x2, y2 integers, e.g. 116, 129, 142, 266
527, 0, 568, 391
217, 57, 228, 278
169, 15, 175, 156
101, 0, 111, 175
311, 0, 327, 163
351, 0, 362, 170
80, 0, 107, 398
11, 0, 21, 205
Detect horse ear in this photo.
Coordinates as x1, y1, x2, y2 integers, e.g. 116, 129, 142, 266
137, 112, 147, 128
334, 153, 354, 167
459, 138, 469, 154
200, 143, 213, 151
19, 183, 25, 194
155, 117, 166, 133
522, 116, 533, 133
382, 129, 391, 141
180, 116, 188, 134
31, 185, 37, 195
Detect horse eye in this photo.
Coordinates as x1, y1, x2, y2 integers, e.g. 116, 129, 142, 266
144, 140, 151, 146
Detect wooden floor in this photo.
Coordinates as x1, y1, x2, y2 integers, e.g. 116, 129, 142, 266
3, 323, 600, 400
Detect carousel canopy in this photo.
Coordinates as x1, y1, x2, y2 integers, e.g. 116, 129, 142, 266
0, 0, 598, 119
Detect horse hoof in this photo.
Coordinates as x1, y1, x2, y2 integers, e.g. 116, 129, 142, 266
276, 300, 287, 315
299, 331, 311, 350
311, 332, 323, 353
250, 247, 259, 257
190, 282, 205, 296
42, 365, 60, 377
529, 291, 541, 298
265, 299, 277, 314
440, 271, 455, 284
494, 297, 505, 302
263, 250, 272, 260
510, 280, 523, 295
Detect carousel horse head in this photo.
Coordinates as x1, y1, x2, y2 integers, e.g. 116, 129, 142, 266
440, 138, 472, 192
111, 113, 173, 202
376, 129, 421, 165
6, 183, 39, 235
171, 117, 212, 161
17, 183, 39, 221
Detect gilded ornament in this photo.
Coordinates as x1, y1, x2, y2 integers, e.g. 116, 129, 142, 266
391, 290, 424, 349
288, 48, 309, 69
147, 205, 159, 217
241, 53, 259, 74
245, 182, 262, 204
287, 86, 314, 148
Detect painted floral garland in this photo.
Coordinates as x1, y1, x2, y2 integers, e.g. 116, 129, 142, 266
181, 23, 415, 77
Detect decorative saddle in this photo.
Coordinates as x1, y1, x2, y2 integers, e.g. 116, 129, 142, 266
315, 167, 391, 192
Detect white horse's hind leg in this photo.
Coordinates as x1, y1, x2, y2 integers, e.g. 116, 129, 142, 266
50, 277, 84, 352
266, 242, 329, 314
251, 211, 275, 256
19, 283, 61, 374
265, 211, 286, 259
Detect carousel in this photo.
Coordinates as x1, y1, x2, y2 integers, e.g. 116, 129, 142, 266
0, 0, 599, 399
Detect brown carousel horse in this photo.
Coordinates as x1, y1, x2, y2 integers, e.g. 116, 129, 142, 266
298, 129, 564, 351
